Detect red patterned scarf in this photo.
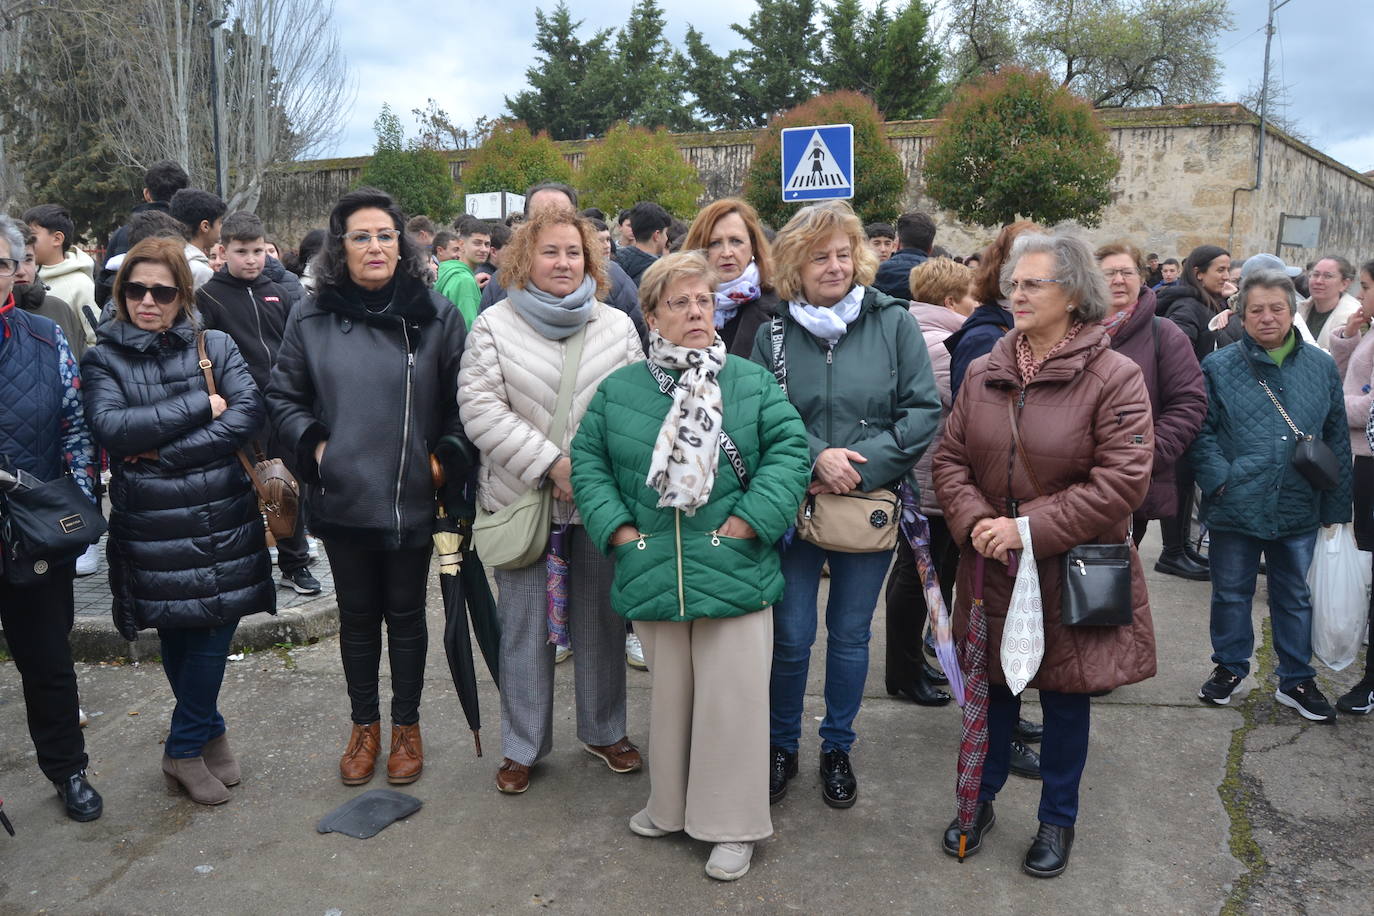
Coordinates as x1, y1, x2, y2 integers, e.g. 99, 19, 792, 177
1015, 322, 1084, 385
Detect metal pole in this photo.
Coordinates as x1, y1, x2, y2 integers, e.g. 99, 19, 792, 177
209, 8, 228, 200
1255, 0, 1294, 191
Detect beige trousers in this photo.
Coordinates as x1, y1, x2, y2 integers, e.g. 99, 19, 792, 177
636, 609, 774, 843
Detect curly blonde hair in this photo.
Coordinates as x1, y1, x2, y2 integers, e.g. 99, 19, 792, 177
909, 257, 973, 306
770, 200, 877, 302
499, 207, 609, 299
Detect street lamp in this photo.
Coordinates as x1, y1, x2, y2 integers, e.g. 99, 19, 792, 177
208, 10, 228, 200
1255, 0, 1295, 190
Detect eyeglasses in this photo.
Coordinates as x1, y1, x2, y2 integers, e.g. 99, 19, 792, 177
1101, 268, 1139, 279
123, 282, 180, 305
662, 294, 715, 313
1309, 271, 1342, 281
343, 231, 400, 249
1001, 278, 1065, 297
0, 257, 17, 278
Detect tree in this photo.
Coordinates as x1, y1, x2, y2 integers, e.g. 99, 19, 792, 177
356, 105, 458, 220
922, 68, 1120, 227
460, 121, 573, 196
504, 2, 617, 140
742, 91, 906, 229
612, 0, 698, 132
817, 1, 942, 120
578, 122, 704, 218
944, 0, 1232, 107
723, 0, 823, 127
412, 99, 494, 151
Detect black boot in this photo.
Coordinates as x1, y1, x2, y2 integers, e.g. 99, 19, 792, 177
942, 801, 996, 858
1009, 741, 1041, 779
1023, 822, 1075, 878
1154, 547, 1210, 581
53, 771, 102, 822
1185, 546, 1210, 568
922, 659, 950, 686
887, 665, 951, 706
1013, 717, 1043, 743
819, 748, 857, 808
769, 747, 798, 804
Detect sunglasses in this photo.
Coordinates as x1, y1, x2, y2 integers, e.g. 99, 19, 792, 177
123, 282, 180, 305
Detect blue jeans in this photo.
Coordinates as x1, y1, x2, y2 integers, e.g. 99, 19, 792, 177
770, 538, 893, 754
1209, 529, 1318, 690
979, 686, 1091, 827
158, 622, 238, 758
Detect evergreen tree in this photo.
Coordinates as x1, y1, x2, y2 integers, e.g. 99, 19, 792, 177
357, 105, 458, 220
614, 0, 698, 132
730, 0, 823, 126
504, 3, 616, 140
872, 1, 944, 119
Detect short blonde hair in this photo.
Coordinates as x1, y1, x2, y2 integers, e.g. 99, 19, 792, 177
770, 200, 878, 302
499, 207, 609, 300
910, 257, 973, 307
638, 250, 718, 318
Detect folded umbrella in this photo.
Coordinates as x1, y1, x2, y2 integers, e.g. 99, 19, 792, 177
954, 552, 992, 861
434, 509, 484, 756
898, 484, 965, 704
547, 524, 571, 648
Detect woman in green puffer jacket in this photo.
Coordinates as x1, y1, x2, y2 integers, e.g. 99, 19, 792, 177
571, 250, 810, 882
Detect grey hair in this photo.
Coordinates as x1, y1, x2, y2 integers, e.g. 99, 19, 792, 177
1239, 268, 1297, 314
1003, 231, 1110, 322
0, 214, 24, 262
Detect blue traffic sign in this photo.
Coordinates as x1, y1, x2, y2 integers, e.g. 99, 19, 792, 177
780, 123, 854, 202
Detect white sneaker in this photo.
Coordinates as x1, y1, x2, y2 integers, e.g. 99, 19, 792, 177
554, 645, 573, 664
625, 633, 647, 670
78, 708, 89, 728
705, 842, 753, 881
75, 543, 99, 577
629, 808, 671, 837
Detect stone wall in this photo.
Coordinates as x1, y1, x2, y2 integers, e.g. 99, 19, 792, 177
259, 104, 1374, 268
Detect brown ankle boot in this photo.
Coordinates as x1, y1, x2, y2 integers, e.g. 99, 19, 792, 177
387, 724, 423, 785
340, 722, 381, 785
161, 755, 231, 806
202, 732, 240, 787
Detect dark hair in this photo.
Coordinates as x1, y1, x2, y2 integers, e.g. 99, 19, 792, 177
315, 187, 427, 288
667, 217, 687, 244
896, 210, 936, 253
454, 214, 489, 238
487, 223, 512, 250
128, 209, 189, 246
1146, 252, 1159, 261
405, 215, 435, 237
1162, 257, 1180, 267
22, 204, 75, 251
113, 237, 195, 323
1361, 259, 1374, 283
169, 189, 227, 237
432, 229, 459, 251
972, 220, 1041, 304
220, 211, 266, 244
865, 222, 896, 240
523, 181, 578, 215
587, 217, 609, 232
629, 201, 672, 242
579, 207, 606, 221
1180, 244, 1230, 309
616, 208, 632, 225
144, 160, 190, 203
288, 228, 327, 276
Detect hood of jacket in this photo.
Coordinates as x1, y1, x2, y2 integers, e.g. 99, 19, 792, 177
1154, 282, 1211, 317
13, 281, 48, 311
38, 247, 94, 282
909, 301, 966, 337
436, 258, 472, 284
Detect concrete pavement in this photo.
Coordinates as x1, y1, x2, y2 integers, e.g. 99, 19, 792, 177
1, 532, 1371, 914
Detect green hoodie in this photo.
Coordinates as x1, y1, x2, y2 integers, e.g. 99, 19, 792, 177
435, 259, 479, 328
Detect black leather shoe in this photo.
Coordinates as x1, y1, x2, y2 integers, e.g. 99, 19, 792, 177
1013, 718, 1043, 743
819, 748, 857, 808
922, 660, 950, 686
886, 672, 951, 706
1185, 547, 1210, 569
942, 801, 995, 858
1154, 548, 1209, 581
769, 747, 798, 805
1009, 740, 1042, 779
53, 771, 102, 822
1023, 822, 1075, 878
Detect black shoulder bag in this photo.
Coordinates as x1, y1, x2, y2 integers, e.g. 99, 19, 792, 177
1008, 393, 1133, 627
1252, 372, 1341, 492
0, 460, 107, 586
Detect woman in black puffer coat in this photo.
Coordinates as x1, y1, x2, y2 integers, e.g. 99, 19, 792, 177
82, 237, 273, 807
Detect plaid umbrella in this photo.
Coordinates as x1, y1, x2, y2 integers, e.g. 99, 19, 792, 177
547, 524, 571, 648
898, 483, 966, 705
954, 552, 992, 861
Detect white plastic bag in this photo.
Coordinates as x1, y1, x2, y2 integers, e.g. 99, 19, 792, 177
1001, 516, 1044, 694
1308, 524, 1371, 671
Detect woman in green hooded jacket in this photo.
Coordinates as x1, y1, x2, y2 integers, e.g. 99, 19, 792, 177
571, 250, 810, 881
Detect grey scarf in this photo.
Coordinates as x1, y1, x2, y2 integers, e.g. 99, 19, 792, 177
506, 274, 597, 340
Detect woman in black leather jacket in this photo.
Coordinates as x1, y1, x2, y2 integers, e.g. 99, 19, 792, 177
81, 237, 273, 807
267, 187, 470, 790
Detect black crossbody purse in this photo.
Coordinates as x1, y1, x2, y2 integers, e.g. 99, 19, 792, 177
0, 460, 107, 586
1253, 375, 1341, 492
1008, 393, 1133, 627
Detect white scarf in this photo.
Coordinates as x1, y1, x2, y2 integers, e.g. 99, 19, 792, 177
645, 330, 727, 515
714, 262, 762, 329
787, 285, 864, 346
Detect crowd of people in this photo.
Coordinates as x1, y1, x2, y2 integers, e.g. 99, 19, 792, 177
3, 158, 1373, 883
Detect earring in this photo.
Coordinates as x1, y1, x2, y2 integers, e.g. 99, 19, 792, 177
1066, 305, 1074, 312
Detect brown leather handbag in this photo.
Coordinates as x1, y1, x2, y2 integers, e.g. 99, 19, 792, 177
197, 333, 299, 544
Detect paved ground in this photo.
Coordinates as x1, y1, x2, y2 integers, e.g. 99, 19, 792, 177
1, 531, 1371, 915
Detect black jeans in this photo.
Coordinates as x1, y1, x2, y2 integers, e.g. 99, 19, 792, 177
276, 503, 311, 574
884, 514, 957, 690
1354, 456, 1374, 681
1159, 460, 1196, 552
0, 572, 88, 781
324, 541, 432, 726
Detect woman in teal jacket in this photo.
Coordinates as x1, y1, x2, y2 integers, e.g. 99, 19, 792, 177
750, 200, 940, 811
572, 251, 810, 881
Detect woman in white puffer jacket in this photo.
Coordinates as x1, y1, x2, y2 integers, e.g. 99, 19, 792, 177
457, 206, 644, 795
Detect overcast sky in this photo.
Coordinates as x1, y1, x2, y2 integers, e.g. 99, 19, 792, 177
326, 0, 1372, 173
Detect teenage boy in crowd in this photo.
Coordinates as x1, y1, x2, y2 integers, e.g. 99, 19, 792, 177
169, 188, 227, 290
866, 222, 897, 262
436, 216, 491, 330
23, 204, 97, 346
195, 211, 321, 596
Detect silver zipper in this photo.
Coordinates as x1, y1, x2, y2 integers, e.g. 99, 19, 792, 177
1074, 559, 1086, 576
247, 288, 268, 363
394, 323, 414, 537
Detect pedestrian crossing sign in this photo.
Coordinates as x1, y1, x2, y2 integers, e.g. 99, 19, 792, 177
780, 124, 854, 202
